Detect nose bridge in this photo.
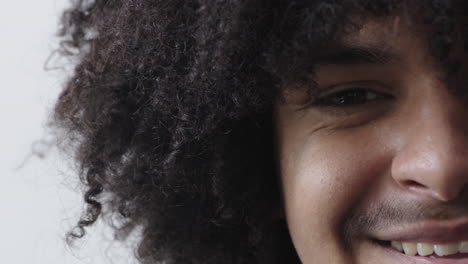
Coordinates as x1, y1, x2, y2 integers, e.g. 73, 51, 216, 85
391, 89, 468, 201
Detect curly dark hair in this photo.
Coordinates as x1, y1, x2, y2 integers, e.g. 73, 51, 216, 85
53, 0, 468, 263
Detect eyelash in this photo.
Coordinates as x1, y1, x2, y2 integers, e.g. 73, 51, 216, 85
305, 87, 390, 108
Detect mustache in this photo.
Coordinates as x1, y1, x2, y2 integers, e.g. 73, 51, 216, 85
341, 194, 468, 248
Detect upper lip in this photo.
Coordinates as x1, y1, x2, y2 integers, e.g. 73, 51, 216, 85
373, 217, 468, 244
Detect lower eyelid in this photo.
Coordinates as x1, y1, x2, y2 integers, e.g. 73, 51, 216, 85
309, 102, 393, 129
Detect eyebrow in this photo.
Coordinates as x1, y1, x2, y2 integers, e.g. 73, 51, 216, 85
313, 44, 397, 66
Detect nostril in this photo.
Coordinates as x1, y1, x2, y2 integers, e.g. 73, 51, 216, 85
400, 179, 462, 201
403, 180, 426, 189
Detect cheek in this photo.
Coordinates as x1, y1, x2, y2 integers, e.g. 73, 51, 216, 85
278, 126, 391, 262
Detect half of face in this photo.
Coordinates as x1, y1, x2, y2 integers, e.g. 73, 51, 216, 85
275, 11, 468, 264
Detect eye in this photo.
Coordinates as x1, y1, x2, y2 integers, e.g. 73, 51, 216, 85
311, 88, 388, 107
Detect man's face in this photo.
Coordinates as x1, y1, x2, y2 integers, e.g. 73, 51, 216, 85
276, 17, 468, 264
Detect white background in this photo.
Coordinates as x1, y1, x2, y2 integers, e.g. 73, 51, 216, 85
0, 1, 136, 263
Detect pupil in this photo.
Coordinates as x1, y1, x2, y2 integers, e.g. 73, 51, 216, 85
334, 90, 366, 105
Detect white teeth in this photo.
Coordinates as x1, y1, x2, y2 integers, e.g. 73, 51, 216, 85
391, 240, 468, 257
417, 243, 433, 256
402, 242, 417, 256
460, 242, 468, 253
391, 241, 403, 252
434, 243, 458, 256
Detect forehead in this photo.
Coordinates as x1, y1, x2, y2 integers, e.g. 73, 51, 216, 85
340, 3, 468, 58
278, 14, 468, 107
330, 17, 426, 67
321, 13, 468, 77
341, 17, 413, 46
350, 15, 468, 74
269, 1, 468, 94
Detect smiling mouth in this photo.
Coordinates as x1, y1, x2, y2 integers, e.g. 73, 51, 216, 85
369, 219, 468, 262
371, 240, 468, 264
384, 240, 468, 257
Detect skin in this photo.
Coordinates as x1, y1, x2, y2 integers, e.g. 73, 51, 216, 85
275, 17, 468, 264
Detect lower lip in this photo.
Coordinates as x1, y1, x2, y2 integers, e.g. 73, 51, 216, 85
377, 242, 468, 264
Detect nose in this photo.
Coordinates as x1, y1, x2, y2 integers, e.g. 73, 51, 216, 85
391, 89, 468, 201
